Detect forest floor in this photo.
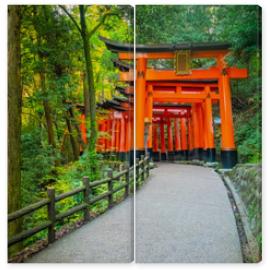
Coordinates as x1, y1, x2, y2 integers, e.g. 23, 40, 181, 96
136, 163, 243, 263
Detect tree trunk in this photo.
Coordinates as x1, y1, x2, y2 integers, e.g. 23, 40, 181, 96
83, 72, 90, 121
33, 6, 57, 152
38, 67, 60, 168
68, 105, 85, 149
65, 111, 80, 160
79, 6, 97, 153
39, 72, 57, 149
8, 5, 22, 253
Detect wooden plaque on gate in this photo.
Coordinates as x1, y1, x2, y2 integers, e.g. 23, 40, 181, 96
175, 50, 191, 75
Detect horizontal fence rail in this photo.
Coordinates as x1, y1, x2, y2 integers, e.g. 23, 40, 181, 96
8, 156, 150, 248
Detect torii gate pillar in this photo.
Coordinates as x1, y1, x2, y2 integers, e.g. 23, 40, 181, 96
112, 118, 117, 156
115, 119, 120, 158
180, 117, 188, 160
125, 114, 133, 164
152, 123, 159, 161
107, 118, 112, 156
167, 119, 174, 161
146, 85, 153, 159
136, 57, 147, 158
119, 114, 126, 161
174, 118, 182, 161
191, 104, 202, 160
197, 104, 205, 160
204, 86, 216, 162
187, 118, 193, 159
160, 121, 167, 160
219, 61, 237, 168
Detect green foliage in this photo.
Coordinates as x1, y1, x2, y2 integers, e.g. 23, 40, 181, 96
234, 110, 261, 163
21, 151, 128, 247
21, 128, 56, 206
20, 3, 132, 192
214, 6, 261, 62
137, 6, 214, 44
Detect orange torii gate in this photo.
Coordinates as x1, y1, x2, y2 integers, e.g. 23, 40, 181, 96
100, 37, 248, 168
152, 104, 191, 161
95, 93, 134, 162
88, 54, 134, 163
78, 64, 133, 163
146, 81, 218, 161
117, 73, 221, 163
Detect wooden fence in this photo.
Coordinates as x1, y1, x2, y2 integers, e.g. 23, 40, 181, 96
8, 155, 150, 248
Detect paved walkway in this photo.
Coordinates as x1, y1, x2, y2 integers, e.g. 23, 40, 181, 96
136, 163, 243, 263
27, 163, 242, 263
27, 198, 134, 263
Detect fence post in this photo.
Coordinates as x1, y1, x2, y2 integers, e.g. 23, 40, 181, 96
124, 162, 130, 197
83, 176, 91, 222
120, 164, 124, 181
136, 158, 140, 189
47, 188, 56, 244
140, 155, 145, 183
107, 169, 113, 208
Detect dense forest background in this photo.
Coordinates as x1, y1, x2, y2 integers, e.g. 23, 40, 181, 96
19, 5, 133, 203
137, 5, 261, 163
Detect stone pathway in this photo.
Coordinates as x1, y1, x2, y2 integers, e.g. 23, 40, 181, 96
136, 163, 242, 263
27, 198, 134, 263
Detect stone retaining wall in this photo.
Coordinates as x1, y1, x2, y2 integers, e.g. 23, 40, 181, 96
227, 164, 262, 258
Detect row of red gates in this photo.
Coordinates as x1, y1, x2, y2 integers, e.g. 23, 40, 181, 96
79, 37, 248, 168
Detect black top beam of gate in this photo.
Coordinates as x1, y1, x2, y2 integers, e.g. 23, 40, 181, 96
99, 36, 231, 53
112, 58, 133, 71
115, 86, 134, 97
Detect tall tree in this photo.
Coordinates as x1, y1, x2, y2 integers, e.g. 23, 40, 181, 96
60, 5, 119, 152
8, 5, 22, 249
33, 6, 57, 149
79, 5, 96, 152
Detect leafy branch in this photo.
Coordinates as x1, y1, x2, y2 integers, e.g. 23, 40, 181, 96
59, 5, 82, 34
87, 12, 120, 39
59, 5, 119, 39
